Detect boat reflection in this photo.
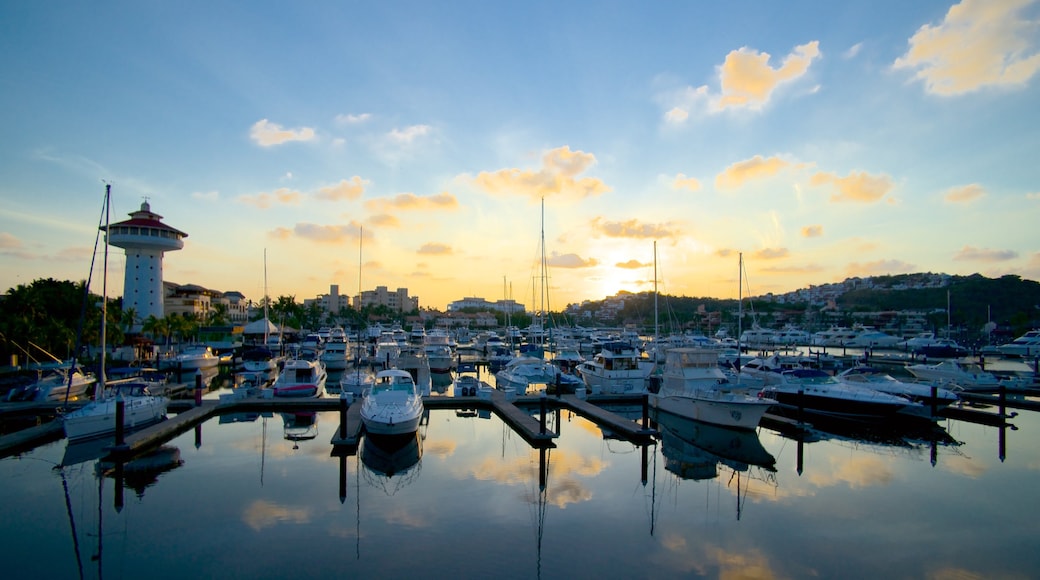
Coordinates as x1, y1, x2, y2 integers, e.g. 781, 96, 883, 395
101, 445, 183, 499
653, 407, 776, 480
360, 431, 423, 493
281, 411, 319, 448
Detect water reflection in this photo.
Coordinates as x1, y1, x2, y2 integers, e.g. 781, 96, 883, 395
281, 411, 319, 447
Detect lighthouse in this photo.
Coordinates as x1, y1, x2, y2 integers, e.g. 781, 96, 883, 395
105, 200, 187, 325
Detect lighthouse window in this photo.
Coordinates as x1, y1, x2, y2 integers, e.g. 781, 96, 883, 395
150, 229, 158, 237
130, 227, 139, 235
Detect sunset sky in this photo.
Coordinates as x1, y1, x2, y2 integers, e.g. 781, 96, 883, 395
1, 0, 1038, 311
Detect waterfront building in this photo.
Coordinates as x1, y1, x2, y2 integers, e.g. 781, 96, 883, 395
354, 286, 419, 313
105, 200, 186, 325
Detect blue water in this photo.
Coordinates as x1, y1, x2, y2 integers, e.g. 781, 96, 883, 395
2, 390, 1039, 579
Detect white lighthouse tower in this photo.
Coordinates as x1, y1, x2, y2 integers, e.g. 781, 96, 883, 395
105, 200, 187, 326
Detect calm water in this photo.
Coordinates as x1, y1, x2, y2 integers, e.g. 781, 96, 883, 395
3, 375, 1040, 579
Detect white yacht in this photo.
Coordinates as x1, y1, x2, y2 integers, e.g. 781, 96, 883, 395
361, 369, 424, 435
62, 382, 168, 441
576, 341, 654, 395
998, 330, 1040, 357
271, 355, 327, 398
650, 348, 772, 430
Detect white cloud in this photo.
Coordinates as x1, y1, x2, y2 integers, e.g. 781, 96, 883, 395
893, 0, 1040, 95
249, 119, 316, 146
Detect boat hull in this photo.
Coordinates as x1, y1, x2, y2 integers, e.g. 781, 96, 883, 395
361, 412, 423, 436
650, 392, 771, 430
62, 396, 169, 441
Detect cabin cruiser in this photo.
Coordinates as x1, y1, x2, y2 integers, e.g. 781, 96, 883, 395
62, 381, 168, 441
271, 354, 327, 398
6, 368, 97, 402
997, 329, 1040, 357
576, 341, 654, 395
650, 348, 772, 430
361, 369, 424, 435
905, 359, 1018, 391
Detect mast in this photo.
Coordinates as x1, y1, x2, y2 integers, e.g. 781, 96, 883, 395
654, 241, 659, 345
263, 248, 270, 345
737, 252, 743, 366
100, 184, 109, 393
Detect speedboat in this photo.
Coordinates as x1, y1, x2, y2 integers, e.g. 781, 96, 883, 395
905, 359, 1004, 391
650, 348, 772, 430
339, 366, 376, 399
162, 345, 219, 371
6, 368, 97, 402
838, 365, 959, 416
913, 339, 969, 359
62, 382, 169, 441
997, 329, 1040, 357
239, 346, 282, 373
494, 356, 559, 395
361, 369, 424, 435
271, 355, 327, 398
576, 341, 654, 395
759, 369, 916, 421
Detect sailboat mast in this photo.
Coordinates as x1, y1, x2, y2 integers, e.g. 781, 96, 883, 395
100, 184, 109, 390
738, 252, 743, 354
263, 248, 269, 344
654, 241, 658, 344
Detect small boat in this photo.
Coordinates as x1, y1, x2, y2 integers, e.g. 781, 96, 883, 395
63, 382, 169, 441
650, 348, 772, 430
997, 329, 1040, 358
759, 369, 916, 421
271, 355, 327, 398
494, 356, 559, 395
838, 365, 960, 415
161, 345, 219, 371
575, 341, 654, 395
281, 411, 319, 444
339, 366, 376, 399
361, 369, 424, 436
905, 359, 1011, 391
913, 339, 969, 359
239, 345, 282, 373
320, 338, 351, 371
6, 368, 97, 402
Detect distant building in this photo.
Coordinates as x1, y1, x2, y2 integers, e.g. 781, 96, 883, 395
448, 296, 526, 315
304, 284, 350, 315
163, 283, 247, 325
354, 286, 419, 313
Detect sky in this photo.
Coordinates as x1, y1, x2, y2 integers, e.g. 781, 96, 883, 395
1, 0, 1038, 312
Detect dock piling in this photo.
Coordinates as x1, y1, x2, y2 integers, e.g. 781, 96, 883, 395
194, 369, 203, 407
114, 392, 125, 446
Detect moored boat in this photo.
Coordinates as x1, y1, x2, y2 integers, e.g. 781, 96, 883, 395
361, 368, 424, 436
759, 369, 916, 421
650, 348, 772, 430
271, 355, 327, 398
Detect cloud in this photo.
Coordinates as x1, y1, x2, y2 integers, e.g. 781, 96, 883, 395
953, 246, 1018, 261
417, 242, 452, 255
761, 263, 825, 274
243, 500, 311, 531
590, 217, 677, 239
810, 170, 894, 203
237, 188, 303, 209
715, 248, 735, 258
268, 227, 291, 240
893, 0, 1040, 95
335, 113, 371, 124
191, 190, 219, 201
365, 192, 459, 212
715, 155, 790, 190
469, 146, 611, 200
315, 176, 369, 202
944, 183, 986, 203
249, 119, 316, 146
547, 252, 598, 268
1027, 192, 1040, 200
752, 247, 789, 260
369, 214, 400, 227
715, 41, 822, 111
664, 107, 689, 124
387, 124, 431, 144
846, 259, 916, 277
844, 43, 863, 59
0, 232, 22, 249
292, 222, 360, 243
616, 259, 649, 269
801, 225, 823, 237
671, 173, 702, 191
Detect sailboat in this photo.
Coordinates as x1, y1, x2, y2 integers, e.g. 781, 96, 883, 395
63, 185, 169, 441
